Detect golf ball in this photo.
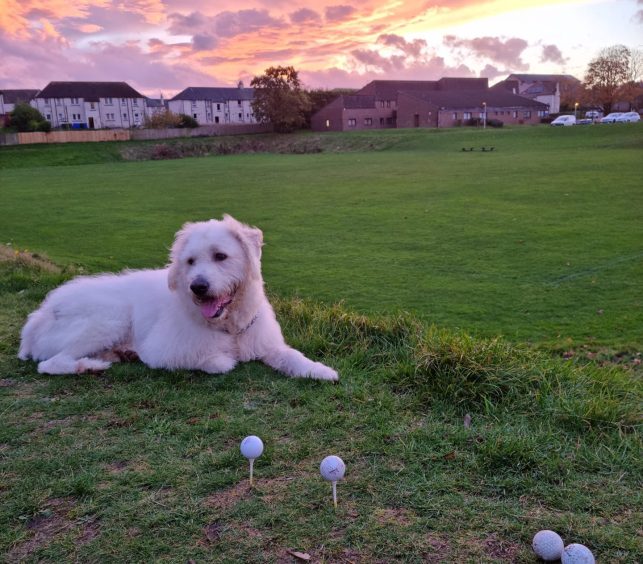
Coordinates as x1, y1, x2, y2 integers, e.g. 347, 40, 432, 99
320, 455, 345, 481
561, 543, 595, 564
532, 530, 564, 561
240, 435, 264, 459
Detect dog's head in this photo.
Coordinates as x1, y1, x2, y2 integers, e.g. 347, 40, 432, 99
167, 215, 264, 321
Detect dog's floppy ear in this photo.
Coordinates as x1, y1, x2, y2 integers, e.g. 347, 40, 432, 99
167, 222, 193, 291
222, 214, 264, 280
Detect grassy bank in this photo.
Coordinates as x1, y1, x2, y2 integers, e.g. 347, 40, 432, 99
0, 255, 640, 562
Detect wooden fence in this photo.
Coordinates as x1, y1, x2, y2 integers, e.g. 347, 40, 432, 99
0, 124, 272, 146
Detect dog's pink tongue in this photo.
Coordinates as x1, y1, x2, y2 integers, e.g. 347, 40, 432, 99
200, 295, 229, 319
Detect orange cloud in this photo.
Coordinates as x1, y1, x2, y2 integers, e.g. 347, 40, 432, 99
0, 0, 599, 93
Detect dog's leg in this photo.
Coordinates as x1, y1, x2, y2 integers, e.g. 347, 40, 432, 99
37, 353, 111, 375
262, 347, 338, 381
199, 355, 238, 374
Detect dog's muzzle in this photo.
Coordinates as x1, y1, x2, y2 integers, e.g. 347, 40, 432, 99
190, 276, 236, 320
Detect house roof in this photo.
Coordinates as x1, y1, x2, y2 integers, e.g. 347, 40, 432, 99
506, 73, 580, 84
357, 78, 488, 99
400, 89, 548, 109
36, 82, 145, 101
0, 89, 39, 103
146, 98, 167, 108
341, 95, 376, 109
170, 87, 255, 102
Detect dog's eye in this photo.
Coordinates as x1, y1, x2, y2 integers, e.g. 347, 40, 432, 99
214, 252, 227, 262
186, 258, 195, 265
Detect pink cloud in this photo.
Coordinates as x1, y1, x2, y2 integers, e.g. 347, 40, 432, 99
540, 44, 566, 65
444, 35, 529, 70
325, 5, 356, 22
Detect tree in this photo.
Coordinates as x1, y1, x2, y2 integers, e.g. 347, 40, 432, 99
304, 88, 356, 128
144, 109, 182, 129
250, 66, 311, 132
583, 45, 636, 113
8, 102, 51, 132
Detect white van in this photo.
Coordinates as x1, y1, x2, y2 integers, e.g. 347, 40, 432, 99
550, 115, 576, 126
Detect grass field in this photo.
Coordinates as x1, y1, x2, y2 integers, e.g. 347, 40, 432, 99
1, 125, 641, 562
1, 125, 641, 351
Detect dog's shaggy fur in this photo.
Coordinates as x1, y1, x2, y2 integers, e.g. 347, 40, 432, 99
18, 215, 338, 381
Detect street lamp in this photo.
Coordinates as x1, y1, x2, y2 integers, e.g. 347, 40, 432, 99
482, 102, 487, 129
574, 102, 579, 120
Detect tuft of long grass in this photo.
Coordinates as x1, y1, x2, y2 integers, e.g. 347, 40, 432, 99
273, 296, 642, 431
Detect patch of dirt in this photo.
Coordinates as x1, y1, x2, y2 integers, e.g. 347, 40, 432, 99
256, 476, 295, 505
199, 521, 224, 546
204, 481, 252, 512
423, 532, 452, 562
105, 460, 129, 474
373, 507, 417, 527
0, 245, 62, 273
482, 533, 521, 561
5, 497, 100, 562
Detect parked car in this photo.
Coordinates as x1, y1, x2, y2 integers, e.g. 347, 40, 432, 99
550, 115, 576, 126
576, 118, 593, 125
614, 111, 640, 123
600, 112, 624, 123
585, 110, 602, 119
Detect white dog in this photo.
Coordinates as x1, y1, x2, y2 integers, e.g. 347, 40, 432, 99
18, 215, 338, 381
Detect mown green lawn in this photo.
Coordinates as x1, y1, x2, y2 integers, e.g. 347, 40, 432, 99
1, 125, 641, 350
0, 125, 641, 562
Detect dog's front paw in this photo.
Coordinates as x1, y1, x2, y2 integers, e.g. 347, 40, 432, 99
309, 362, 339, 382
201, 355, 237, 374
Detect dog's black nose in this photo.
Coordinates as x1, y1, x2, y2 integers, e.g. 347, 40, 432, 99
190, 277, 209, 296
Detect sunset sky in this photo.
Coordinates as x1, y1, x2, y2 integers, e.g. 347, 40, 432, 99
1, 0, 641, 96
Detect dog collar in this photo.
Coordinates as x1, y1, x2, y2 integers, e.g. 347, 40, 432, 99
224, 313, 259, 336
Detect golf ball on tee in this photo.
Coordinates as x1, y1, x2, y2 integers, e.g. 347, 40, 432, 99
561, 543, 595, 564
320, 455, 345, 481
532, 530, 564, 561
240, 435, 264, 459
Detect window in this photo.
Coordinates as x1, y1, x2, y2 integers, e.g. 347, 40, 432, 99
193, 113, 197, 119
121, 98, 126, 104
512, 111, 518, 118
105, 97, 113, 104
364, 117, 372, 126
347, 118, 357, 127
216, 103, 221, 111
538, 110, 548, 117
325, 119, 330, 128
215, 116, 220, 124
523, 111, 532, 118
452, 112, 458, 120
90, 103, 95, 110
463, 112, 472, 120
106, 113, 115, 120
71, 98, 79, 104
46, 114, 51, 120
123, 113, 127, 120
386, 100, 391, 108
238, 100, 242, 105
133, 99, 138, 106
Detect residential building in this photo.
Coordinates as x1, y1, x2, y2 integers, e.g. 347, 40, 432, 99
0, 89, 39, 124
168, 87, 256, 125
145, 95, 168, 119
311, 78, 548, 131
33, 82, 147, 129
491, 74, 581, 114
